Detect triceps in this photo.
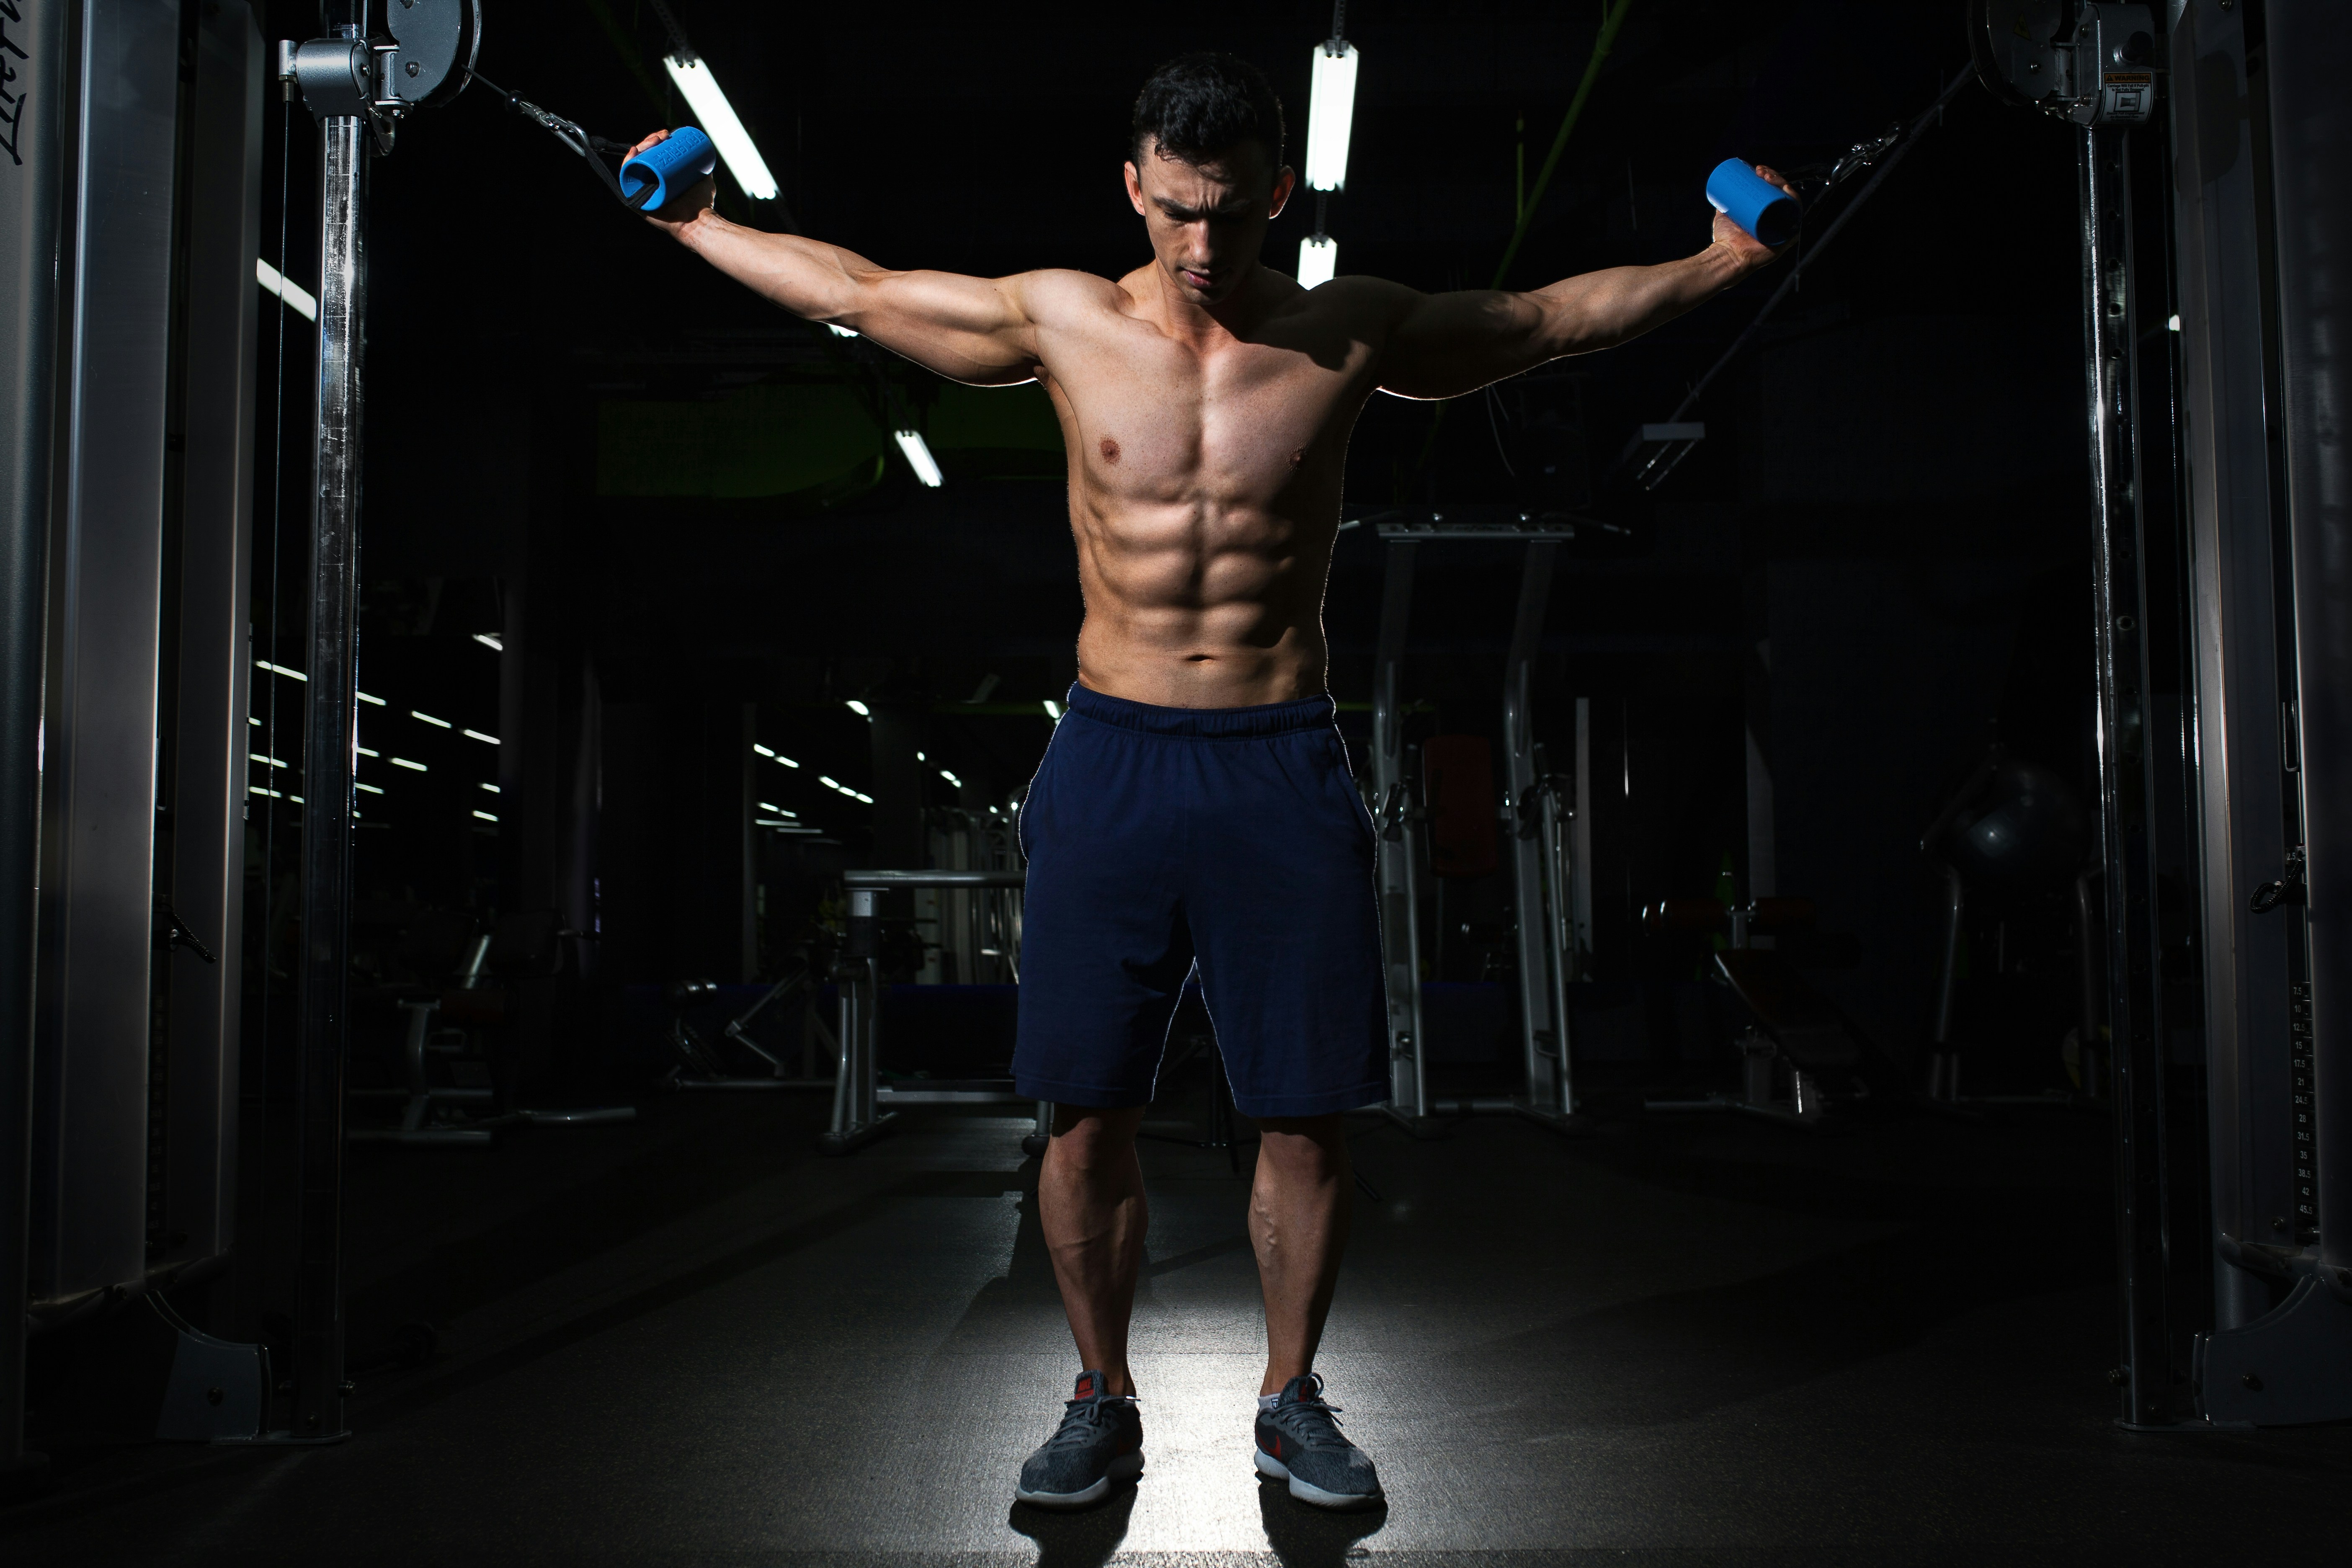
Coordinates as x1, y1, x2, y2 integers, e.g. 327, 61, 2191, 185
1377, 286, 1557, 401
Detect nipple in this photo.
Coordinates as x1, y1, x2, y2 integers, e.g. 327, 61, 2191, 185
1100, 437, 1121, 464
1289, 447, 1306, 467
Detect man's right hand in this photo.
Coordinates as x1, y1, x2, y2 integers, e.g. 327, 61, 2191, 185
624, 130, 716, 237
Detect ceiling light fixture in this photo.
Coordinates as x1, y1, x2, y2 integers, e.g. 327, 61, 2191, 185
1297, 234, 1338, 289
662, 54, 779, 200
1304, 39, 1360, 192
893, 430, 944, 487
255, 258, 317, 322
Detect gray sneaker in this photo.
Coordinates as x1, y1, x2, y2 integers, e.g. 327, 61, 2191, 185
1014, 1369, 1145, 1508
1254, 1373, 1382, 1509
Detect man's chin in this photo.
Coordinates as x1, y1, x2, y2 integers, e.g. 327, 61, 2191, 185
1173, 266, 1236, 302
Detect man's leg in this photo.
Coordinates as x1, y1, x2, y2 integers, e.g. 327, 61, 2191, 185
1039, 1103, 1149, 1395
1250, 1114, 1352, 1395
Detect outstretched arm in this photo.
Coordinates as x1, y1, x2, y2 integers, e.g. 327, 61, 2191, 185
1374, 165, 1792, 400
628, 132, 1039, 387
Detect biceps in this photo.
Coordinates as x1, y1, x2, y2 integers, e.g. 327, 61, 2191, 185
855, 271, 1037, 384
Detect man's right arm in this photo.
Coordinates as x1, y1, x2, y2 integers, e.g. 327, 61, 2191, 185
634, 134, 1039, 387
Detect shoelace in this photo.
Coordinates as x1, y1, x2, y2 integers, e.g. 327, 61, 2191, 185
1271, 1378, 1351, 1449
1044, 1396, 1135, 1450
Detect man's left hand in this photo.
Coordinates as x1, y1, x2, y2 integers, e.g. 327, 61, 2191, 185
1711, 164, 1796, 272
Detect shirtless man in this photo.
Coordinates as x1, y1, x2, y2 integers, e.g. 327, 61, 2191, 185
632, 52, 1785, 1512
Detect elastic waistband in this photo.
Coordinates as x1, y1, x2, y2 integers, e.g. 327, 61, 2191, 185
1063, 683, 1336, 739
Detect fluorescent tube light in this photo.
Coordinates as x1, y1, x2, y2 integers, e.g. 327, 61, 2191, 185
915, 752, 925, 763
2168, 314, 2181, 332
939, 770, 962, 788
356, 782, 383, 794
479, 782, 499, 794
356, 746, 379, 758
249, 785, 282, 799
391, 757, 427, 772
758, 802, 798, 818
1043, 700, 1063, 720
773, 754, 799, 769
846, 700, 871, 717
412, 710, 451, 728
474, 632, 503, 651
256, 258, 317, 322
256, 660, 305, 681
249, 717, 260, 727
753, 743, 775, 758
893, 430, 944, 487
250, 753, 286, 769
854, 792, 874, 804
472, 810, 498, 823
824, 323, 859, 338
663, 54, 779, 200
1297, 234, 1337, 289
1304, 41, 1359, 192
357, 691, 384, 706
464, 730, 500, 745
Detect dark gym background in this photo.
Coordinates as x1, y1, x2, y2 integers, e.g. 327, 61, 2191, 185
10, 1, 2347, 1563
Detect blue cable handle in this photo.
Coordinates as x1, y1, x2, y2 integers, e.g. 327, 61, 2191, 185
1705, 159, 1800, 248
619, 126, 718, 212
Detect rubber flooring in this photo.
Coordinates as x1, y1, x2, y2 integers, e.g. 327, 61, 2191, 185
4, 1086, 2349, 1565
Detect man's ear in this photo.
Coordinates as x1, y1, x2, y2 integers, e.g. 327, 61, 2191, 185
1124, 160, 1147, 216
1269, 165, 1296, 220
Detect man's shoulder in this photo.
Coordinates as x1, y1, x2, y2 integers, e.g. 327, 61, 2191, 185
1005, 268, 1130, 319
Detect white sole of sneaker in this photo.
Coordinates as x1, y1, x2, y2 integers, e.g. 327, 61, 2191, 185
1254, 1447, 1382, 1510
1014, 1449, 1144, 1509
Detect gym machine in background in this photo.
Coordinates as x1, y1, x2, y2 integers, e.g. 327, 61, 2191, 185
823, 870, 1044, 1157
3, 0, 270, 1468
1367, 514, 1588, 1135
1974, 0, 2350, 1427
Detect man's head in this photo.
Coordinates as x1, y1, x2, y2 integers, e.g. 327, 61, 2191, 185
1125, 54, 1294, 307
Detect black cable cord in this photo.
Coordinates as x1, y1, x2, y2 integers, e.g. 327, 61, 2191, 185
464, 69, 641, 206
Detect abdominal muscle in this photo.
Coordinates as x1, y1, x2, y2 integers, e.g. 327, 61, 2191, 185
1068, 494, 1335, 711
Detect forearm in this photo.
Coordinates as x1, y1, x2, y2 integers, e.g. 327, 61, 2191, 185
672, 211, 877, 326
1533, 242, 1748, 356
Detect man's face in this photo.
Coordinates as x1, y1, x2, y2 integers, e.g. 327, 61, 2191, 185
1125, 138, 1295, 307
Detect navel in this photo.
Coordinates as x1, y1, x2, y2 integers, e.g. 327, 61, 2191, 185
1099, 437, 1120, 464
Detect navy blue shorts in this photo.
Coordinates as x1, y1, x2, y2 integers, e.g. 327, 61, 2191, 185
1011, 684, 1389, 1119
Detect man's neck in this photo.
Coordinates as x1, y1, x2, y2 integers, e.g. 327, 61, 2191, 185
1139, 261, 1273, 347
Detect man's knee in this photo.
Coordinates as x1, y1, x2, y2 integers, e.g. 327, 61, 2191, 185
1254, 1114, 1349, 1172
1047, 1104, 1145, 1169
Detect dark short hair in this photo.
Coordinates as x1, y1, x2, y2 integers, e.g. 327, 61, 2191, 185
1130, 53, 1286, 174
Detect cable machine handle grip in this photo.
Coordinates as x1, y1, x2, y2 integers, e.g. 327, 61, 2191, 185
1706, 158, 1801, 248
619, 127, 718, 212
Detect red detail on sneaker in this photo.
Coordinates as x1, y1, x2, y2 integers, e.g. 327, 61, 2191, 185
1075, 1374, 1096, 1400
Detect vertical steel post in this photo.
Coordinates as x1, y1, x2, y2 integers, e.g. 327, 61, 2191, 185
2081, 122, 2174, 1428
0, 0, 67, 1482
1371, 541, 1425, 1118
289, 110, 366, 1444
1503, 540, 1568, 1116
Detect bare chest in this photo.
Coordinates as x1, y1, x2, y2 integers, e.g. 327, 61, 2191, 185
1040, 329, 1370, 506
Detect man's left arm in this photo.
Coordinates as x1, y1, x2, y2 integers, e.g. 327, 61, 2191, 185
1372, 168, 1789, 400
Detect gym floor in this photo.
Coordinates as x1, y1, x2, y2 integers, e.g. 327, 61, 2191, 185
4, 1078, 2349, 1566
